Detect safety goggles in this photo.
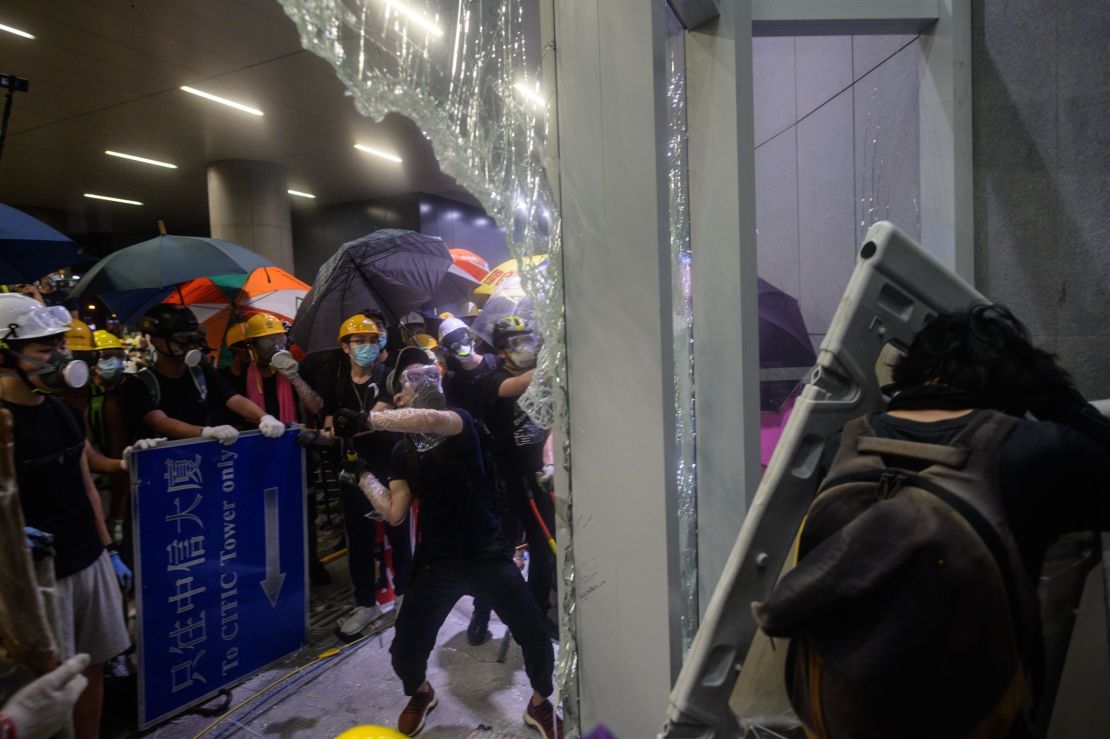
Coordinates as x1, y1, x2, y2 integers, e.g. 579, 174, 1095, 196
442, 329, 472, 354
252, 335, 286, 352
400, 365, 441, 389
505, 333, 538, 352
4, 304, 72, 340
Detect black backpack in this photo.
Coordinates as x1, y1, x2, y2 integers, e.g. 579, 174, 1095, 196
753, 410, 1036, 739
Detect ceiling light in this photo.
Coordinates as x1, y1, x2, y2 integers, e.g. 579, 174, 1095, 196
385, 1, 444, 37
84, 193, 143, 206
288, 189, 316, 199
105, 150, 178, 169
354, 143, 403, 164
87, 304, 96, 310
514, 81, 546, 109
0, 23, 34, 39
180, 86, 264, 116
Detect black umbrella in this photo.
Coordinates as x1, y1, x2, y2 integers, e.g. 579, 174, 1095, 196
291, 229, 454, 354
69, 235, 273, 324
758, 278, 817, 412
0, 204, 91, 283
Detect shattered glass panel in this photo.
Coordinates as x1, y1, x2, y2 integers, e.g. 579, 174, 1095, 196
277, 0, 576, 729
663, 5, 699, 657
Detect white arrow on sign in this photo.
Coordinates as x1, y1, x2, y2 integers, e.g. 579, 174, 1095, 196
260, 486, 286, 606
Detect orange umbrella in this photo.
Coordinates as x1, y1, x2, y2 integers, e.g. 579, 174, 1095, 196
449, 248, 490, 282
163, 266, 309, 357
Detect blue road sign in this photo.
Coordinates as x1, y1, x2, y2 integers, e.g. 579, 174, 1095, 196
132, 429, 307, 729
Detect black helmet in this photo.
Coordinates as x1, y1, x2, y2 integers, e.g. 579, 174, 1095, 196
492, 315, 531, 350
140, 304, 198, 337
386, 346, 437, 395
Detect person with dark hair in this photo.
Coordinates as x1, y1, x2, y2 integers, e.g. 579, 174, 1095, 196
755, 302, 1110, 739
334, 346, 561, 738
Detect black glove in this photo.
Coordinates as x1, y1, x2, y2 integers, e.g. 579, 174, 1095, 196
332, 408, 369, 438
338, 456, 367, 487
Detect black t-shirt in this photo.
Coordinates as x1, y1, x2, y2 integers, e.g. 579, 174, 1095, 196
4, 396, 103, 579
483, 367, 548, 474
220, 367, 281, 426
119, 364, 238, 441
444, 353, 499, 422
389, 409, 506, 559
820, 410, 1110, 581
317, 352, 396, 477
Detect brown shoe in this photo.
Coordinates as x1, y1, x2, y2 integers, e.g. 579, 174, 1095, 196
397, 685, 438, 736
524, 698, 563, 738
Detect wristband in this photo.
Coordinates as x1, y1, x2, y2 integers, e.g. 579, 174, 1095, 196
0, 713, 17, 739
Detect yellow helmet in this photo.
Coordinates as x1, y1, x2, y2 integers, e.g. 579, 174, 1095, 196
64, 319, 95, 352
338, 314, 380, 343
244, 312, 286, 341
335, 726, 407, 739
411, 333, 438, 350
92, 330, 124, 351
225, 322, 249, 348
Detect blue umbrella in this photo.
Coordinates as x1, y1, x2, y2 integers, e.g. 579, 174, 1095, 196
0, 204, 91, 283
69, 235, 273, 324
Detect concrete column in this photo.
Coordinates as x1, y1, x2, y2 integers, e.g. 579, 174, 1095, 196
206, 159, 294, 271
555, 1, 681, 736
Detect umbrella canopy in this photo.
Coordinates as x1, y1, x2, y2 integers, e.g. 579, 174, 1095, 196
0, 204, 91, 283
69, 235, 273, 323
448, 248, 490, 282
291, 229, 457, 355
472, 254, 548, 301
162, 267, 309, 357
757, 277, 816, 369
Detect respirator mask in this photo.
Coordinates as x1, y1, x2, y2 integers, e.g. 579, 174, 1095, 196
251, 334, 286, 365
6, 345, 89, 391
155, 332, 205, 367
400, 364, 446, 452
504, 333, 540, 370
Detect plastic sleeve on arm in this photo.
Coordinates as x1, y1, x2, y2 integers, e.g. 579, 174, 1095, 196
368, 408, 463, 436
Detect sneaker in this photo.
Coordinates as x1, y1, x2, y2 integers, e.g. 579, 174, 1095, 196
467, 601, 492, 646
524, 698, 563, 738
337, 604, 382, 637
397, 685, 438, 736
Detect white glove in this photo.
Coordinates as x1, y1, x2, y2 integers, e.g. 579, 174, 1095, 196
3, 653, 90, 739
269, 350, 300, 378
536, 463, 555, 488
119, 437, 168, 471
258, 414, 286, 438
201, 425, 240, 445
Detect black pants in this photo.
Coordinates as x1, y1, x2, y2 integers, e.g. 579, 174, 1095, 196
391, 555, 554, 697
341, 480, 412, 606
504, 472, 556, 615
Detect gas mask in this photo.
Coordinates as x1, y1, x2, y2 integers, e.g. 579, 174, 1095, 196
154, 333, 204, 367
504, 333, 540, 370
399, 364, 446, 452
251, 334, 286, 365
12, 346, 89, 391
441, 328, 473, 359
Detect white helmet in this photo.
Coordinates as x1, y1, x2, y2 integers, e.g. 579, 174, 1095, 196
0, 294, 73, 344
437, 316, 468, 342
400, 311, 426, 327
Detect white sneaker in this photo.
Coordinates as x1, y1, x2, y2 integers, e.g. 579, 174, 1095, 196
338, 604, 382, 636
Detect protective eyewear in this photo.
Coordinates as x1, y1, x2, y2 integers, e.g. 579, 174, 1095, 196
506, 333, 538, 352
442, 329, 472, 354
5, 304, 72, 340
346, 335, 380, 347
400, 365, 442, 388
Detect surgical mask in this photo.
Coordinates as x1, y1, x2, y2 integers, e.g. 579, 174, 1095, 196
96, 356, 124, 381
378, 334, 388, 351
351, 342, 380, 367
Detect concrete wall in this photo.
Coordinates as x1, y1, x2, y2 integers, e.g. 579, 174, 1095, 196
972, 0, 1110, 399
752, 34, 923, 348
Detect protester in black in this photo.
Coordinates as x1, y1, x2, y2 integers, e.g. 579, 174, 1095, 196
482, 316, 556, 630
316, 313, 412, 638
336, 347, 561, 739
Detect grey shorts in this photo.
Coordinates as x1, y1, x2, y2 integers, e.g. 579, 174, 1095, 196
56, 551, 130, 665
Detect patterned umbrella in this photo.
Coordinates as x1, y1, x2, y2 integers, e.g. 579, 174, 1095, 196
162, 266, 309, 358
472, 254, 548, 303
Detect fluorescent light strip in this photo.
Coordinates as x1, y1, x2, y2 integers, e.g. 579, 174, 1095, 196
514, 81, 545, 109
105, 150, 178, 169
385, 0, 444, 37
180, 86, 264, 116
0, 23, 34, 39
84, 193, 143, 206
288, 189, 316, 199
354, 143, 403, 163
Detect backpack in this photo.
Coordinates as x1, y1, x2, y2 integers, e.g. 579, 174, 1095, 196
753, 410, 1037, 739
